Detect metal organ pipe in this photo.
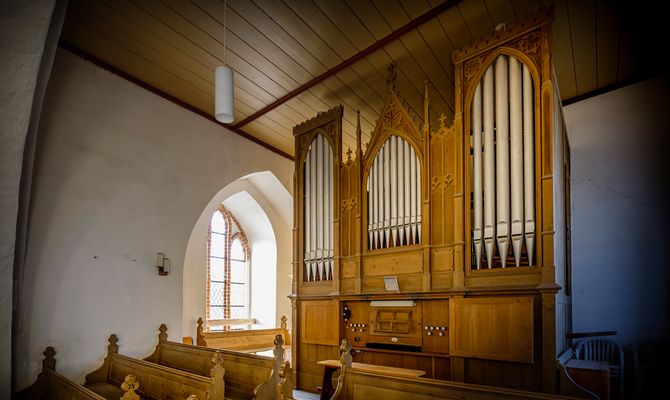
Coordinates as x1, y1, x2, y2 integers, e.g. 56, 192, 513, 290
369, 157, 375, 249
398, 137, 405, 245
510, 57, 524, 266
304, 146, 312, 281
472, 83, 483, 269
367, 136, 421, 249
523, 65, 536, 266
418, 146, 422, 243
390, 136, 398, 246
317, 135, 324, 280
471, 55, 536, 269
403, 141, 411, 245
483, 65, 495, 268
495, 55, 510, 267
310, 137, 317, 280
412, 144, 419, 244
327, 139, 333, 279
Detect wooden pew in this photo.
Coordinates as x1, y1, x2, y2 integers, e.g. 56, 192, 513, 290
84, 334, 225, 400
196, 316, 291, 353
17, 347, 108, 400
329, 339, 582, 400
145, 324, 294, 400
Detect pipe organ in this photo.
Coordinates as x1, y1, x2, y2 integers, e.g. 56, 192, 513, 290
292, 8, 568, 396
471, 55, 536, 269
367, 135, 421, 250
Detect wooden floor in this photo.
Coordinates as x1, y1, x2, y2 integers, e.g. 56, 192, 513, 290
293, 389, 320, 400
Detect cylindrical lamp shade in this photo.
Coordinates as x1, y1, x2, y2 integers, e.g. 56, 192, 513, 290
215, 65, 234, 123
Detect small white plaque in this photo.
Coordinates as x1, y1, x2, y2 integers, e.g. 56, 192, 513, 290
383, 276, 400, 292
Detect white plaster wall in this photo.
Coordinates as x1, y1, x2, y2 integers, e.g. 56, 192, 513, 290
0, 1, 57, 394
14, 48, 293, 388
565, 77, 670, 347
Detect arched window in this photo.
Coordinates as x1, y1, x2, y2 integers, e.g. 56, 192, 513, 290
207, 206, 250, 323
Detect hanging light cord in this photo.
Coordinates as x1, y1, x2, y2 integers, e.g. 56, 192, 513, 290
223, 0, 227, 66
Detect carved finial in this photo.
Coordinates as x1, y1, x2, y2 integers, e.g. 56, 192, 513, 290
197, 317, 205, 346
108, 334, 119, 355
339, 339, 352, 369
277, 361, 295, 400
210, 352, 226, 399
280, 315, 287, 331
423, 81, 430, 135
158, 324, 168, 342
274, 333, 284, 348
439, 113, 446, 128
346, 147, 352, 162
386, 62, 397, 89
43, 346, 56, 371
120, 374, 140, 400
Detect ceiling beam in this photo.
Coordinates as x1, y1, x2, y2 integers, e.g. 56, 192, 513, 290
230, 0, 463, 131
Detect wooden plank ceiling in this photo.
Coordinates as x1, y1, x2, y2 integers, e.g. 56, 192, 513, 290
60, 0, 655, 159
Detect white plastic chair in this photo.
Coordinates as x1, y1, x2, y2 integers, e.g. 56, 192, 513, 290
575, 338, 623, 399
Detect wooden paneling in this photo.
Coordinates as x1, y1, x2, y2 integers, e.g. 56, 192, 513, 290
300, 300, 340, 346
450, 296, 534, 363
297, 342, 340, 392
422, 300, 449, 354
568, 0, 597, 95
594, 0, 620, 88
551, 0, 578, 100
465, 357, 542, 392
343, 301, 371, 348
362, 249, 424, 277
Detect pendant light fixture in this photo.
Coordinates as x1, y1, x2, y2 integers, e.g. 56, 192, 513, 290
215, 0, 234, 123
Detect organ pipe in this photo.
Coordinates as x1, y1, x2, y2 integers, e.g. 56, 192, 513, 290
403, 141, 411, 245
417, 145, 421, 243
483, 66, 495, 268
304, 144, 311, 281
310, 136, 317, 280
410, 143, 418, 245
523, 65, 536, 266
472, 83, 483, 269
327, 139, 333, 279
495, 55, 510, 267
510, 57, 524, 266
390, 136, 398, 246
317, 135, 324, 280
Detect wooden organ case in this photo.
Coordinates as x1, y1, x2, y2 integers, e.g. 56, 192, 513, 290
291, 9, 567, 395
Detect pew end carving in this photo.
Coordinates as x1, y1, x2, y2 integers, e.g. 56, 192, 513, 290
146, 324, 291, 400
254, 334, 296, 400
17, 347, 108, 400
119, 374, 140, 400
85, 333, 224, 400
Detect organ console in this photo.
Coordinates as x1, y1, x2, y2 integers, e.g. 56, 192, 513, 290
291, 8, 569, 396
